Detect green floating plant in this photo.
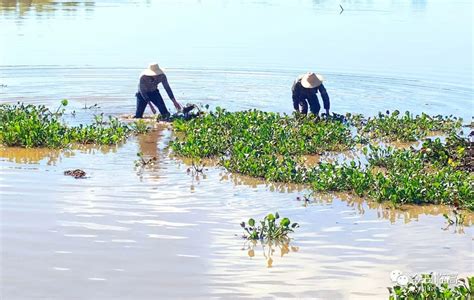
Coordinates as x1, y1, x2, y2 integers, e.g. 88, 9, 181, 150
172, 108, 355, 158
365, 140, 473, 210
172, 109, 473, 210
240, 212, 299, 241
388, 274, 473, 300
130, 119, 151, 134
347, 110, 462, 142
0, 102, 145, 148
134, 152, 157, 167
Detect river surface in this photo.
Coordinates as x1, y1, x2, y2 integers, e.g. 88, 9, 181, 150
0, 1, 473, 299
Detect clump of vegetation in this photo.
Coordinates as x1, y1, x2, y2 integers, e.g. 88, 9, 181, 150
172, 108, 355, 158
388, 274, 473, 300
134, 152, 157, 167
172, 109, 473, 210
240, 212, 299, 241
68, 115, 131, 145
0, 102, 144, 148
365, 142, 473, 209
348, 110, 462, 142
443, 208, 466, 227
130, 119, 152, 134
186, 159, 207, 175
0, 101, 71, 148
443, 207, 467, 233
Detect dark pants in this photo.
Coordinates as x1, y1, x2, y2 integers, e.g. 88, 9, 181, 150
293, 94, 321, 115
134, 90, 169, 118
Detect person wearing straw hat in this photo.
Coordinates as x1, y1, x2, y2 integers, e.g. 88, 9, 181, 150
134, 63, 182, 119
291, 72, 330, 116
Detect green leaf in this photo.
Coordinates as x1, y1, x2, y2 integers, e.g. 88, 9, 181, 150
280, 218, 290, 227
248, 218, 255, 227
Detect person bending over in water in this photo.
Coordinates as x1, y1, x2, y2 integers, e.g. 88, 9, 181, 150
292, 72, 330, 116
134, 63, 182, 118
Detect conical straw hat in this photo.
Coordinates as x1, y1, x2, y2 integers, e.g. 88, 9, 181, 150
141, 63, 164, 77
301, 72, 324, 88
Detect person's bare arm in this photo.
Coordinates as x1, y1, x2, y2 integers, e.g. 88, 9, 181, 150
162, 75, 182, 110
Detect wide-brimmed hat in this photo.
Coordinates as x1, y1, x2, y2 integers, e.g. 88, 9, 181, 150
141, 63, 164, 77
301, 72, 324, 88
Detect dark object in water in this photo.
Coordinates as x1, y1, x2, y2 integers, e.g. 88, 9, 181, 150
182, 104, 196, 114
320, 112, 347, 123
64, 169, 87, 179
161, 104, 204, 122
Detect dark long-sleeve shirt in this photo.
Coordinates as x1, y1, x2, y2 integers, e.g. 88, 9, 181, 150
138, 74, 175, 101
291, 77, 330, 110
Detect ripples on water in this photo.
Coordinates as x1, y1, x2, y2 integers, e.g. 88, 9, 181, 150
2, 67, 473, 122
1, 0, 473, 299
1, 126, 473, 299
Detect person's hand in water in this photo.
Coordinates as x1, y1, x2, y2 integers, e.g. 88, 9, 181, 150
172, 99, 182, 111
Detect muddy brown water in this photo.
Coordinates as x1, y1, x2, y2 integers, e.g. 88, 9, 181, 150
1, 126, 473, 299
1, 0, 473, 299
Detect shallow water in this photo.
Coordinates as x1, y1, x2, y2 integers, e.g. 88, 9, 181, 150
1, 128, 473, 299
1, 0, 473, 299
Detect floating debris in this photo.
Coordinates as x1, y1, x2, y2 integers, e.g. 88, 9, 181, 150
64, 169, 87, 179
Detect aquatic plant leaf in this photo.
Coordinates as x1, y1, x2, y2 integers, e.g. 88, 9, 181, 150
280, 218, 290, 227
266, 214, 275, 221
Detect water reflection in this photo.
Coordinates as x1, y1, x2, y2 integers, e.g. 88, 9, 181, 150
0, 146, 68, 165
135, 127, 163, 179
0, 144, 119, 165
216, 171, 474, 228
220, 172, 306, 193
2, 124, 472, 299
242, 239, 299, 268
0, 0, 95, 19
311, 192, 474, 227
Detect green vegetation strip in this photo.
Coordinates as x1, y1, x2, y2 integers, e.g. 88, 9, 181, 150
172, 109, 473, 210
0, 102, 149, 148
388, 274, 473, 300
172, 108, 355, 157
348, 110, 463, 142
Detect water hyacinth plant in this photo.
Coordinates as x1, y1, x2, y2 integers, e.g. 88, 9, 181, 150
0, 102, 144, 148
134, 152, 157, 167
365, 141, 473, 209
348, 110, 462, 142
130, 119, 152, 134
172, 108, 355, 158
172, 109, 473, 210
388, 274, 473, 300
0, 102, 72, 148
240, 212, 299, 241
